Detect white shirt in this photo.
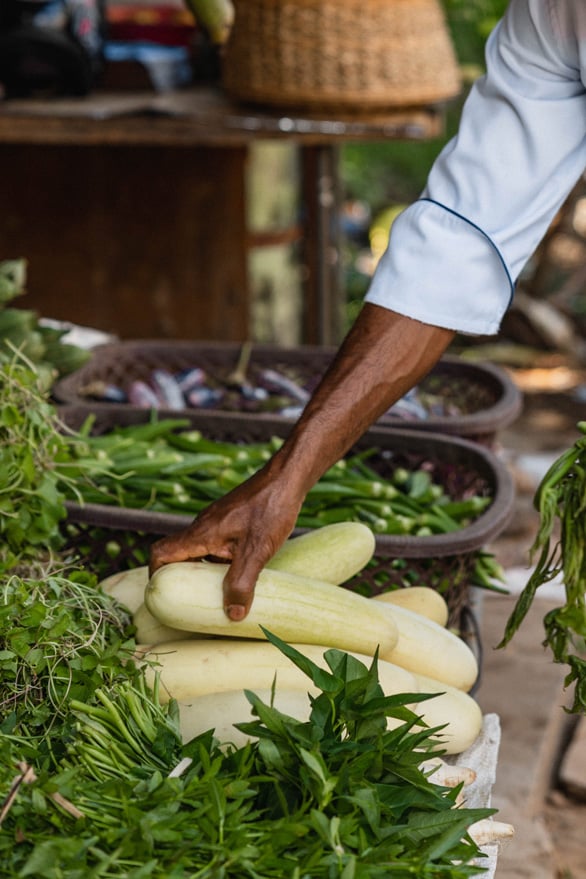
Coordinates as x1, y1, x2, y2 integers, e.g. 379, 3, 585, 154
365, 0, 586, 335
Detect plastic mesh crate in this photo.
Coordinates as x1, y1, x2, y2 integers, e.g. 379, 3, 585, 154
53, 340, 522, 445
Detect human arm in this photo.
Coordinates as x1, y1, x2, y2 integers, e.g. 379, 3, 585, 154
366, 0, 586, 334
150, 0, 586, 618
149, 305, 454, 619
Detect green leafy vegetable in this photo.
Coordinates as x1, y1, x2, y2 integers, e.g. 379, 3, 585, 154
0, 568, 136, 763
57, 417, 491, 538
1, 626, 494, 878
0, 259, 90, 379
499, 421, 586, 713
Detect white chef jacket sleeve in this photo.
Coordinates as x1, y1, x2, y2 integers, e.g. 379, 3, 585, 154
365, 0, 586, 336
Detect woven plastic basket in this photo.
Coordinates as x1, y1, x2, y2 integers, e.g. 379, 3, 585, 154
221, 0, 462, 112
52, 340, 523, 446
59, 406, 515, 638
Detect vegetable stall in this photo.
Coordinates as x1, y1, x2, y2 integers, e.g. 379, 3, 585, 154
4, 256, 585, 876
0, 338, 516, 875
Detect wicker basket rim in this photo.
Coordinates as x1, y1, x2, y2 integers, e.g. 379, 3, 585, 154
53, 341, 522, 438
60, 414, 516, 559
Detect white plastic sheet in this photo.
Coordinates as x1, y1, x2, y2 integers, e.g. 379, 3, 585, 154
452, 713, 503, 878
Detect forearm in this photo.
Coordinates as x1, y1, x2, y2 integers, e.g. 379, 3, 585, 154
149, 303, 454, 618
267, 303, 455, 497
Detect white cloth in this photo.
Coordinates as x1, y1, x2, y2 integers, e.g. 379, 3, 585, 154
365, 0, 586, 335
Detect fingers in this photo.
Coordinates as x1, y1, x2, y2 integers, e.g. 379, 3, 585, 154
221, 551, 264, 621
149, 526, 266, 621
149, 527, 230, 577
147, 470, 303, 620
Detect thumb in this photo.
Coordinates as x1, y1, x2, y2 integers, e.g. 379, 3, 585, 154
222, 554, 263, 621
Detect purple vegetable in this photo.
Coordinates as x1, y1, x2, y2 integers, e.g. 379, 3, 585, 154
384, 389, 428, 421
176, 367, 207, 393
257, 368, 310, 404
187, 387, 224, 408
128, 380, 161, 408
100, 384, 128, 403
151, 369, 186, 410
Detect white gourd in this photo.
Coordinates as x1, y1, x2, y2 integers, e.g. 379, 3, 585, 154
177, 688, 313, 747
266, 522, 376, 583
144, 560, 398, 657
373, 601, 479, 692
412, 672, 484, 755
98, 566, 149, 613
139, 639, 416, 703
372, 587, 449, 627
140, 639, 482, 754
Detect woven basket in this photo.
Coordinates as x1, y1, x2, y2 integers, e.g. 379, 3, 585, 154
221, 0, 462, 112
52, 341, 523, 446
59, 406, 515, 642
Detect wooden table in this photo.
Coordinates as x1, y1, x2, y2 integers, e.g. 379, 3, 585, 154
0, 86, 445, 344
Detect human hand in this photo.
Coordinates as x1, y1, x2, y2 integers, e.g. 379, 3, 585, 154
149, 463, 301, 621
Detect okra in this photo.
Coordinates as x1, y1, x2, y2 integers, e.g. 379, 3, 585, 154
61, 418, 495, 550
434, 496, 491, 518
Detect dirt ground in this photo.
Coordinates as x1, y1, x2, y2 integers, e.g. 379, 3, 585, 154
487, 361, 586, 879
545, 793, 586, 879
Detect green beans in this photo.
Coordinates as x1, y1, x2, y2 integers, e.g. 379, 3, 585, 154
68, 676, 183, 781
59, 419, 494, 544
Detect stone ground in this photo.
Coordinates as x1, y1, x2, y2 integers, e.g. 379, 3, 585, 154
472, 361, 586, 879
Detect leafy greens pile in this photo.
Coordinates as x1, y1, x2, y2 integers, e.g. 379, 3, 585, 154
1, 615, 494, 878
0, 354, 115, 572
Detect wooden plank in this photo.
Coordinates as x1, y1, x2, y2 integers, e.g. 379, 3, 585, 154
0, 87, 445, 147
0, 143, 249, 340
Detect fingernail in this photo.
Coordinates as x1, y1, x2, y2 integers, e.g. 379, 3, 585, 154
227, 604, 246, 621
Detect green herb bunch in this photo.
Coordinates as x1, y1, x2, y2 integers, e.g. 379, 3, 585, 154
499, 421, 586, 713
0, 354, 119, 572
0, 356, 72, 569
0, 568, 136, 766
229, 631, 493, 877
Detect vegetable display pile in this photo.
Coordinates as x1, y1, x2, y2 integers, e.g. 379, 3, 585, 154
499, 421, 586, 714
75, 350, 495, 422
103, 523, 483, 757
59, 416, 493, 537
0, 605, 499, 878
0, 532, 501, 876
0, 352, 514, 877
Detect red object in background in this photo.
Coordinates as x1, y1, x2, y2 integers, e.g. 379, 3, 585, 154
106, 4, 197, 47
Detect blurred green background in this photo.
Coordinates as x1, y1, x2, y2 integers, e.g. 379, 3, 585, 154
340, 0, 509, 327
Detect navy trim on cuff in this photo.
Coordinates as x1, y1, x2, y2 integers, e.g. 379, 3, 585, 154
418, 197, 515, 308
